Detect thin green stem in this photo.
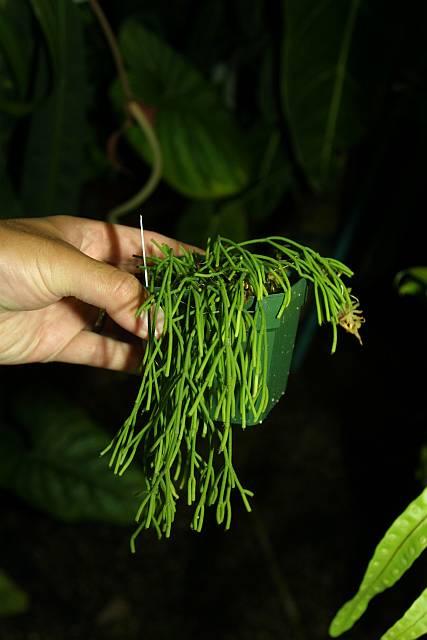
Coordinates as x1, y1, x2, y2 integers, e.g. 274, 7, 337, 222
105, 234, 363, 547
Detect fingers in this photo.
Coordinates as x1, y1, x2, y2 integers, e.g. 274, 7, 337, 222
1, 214, 198, 346
53, 330, 143, 372
144, 230, 203, 258
56, 249, 150, 337
46, 215, 203, 263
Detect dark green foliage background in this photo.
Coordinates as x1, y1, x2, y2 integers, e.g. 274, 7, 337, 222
2, 0, 424, 243
0, 0, 426, 638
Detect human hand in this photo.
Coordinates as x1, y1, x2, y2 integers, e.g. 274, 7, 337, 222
0, 215, 196, 371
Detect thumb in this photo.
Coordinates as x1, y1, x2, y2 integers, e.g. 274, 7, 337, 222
55, 246, 150, 337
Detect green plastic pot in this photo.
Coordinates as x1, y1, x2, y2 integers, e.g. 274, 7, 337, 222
150, 279, 306, 427
229, 278, 307, 426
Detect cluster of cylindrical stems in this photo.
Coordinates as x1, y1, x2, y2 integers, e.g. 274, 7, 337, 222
103, 236, 357, 547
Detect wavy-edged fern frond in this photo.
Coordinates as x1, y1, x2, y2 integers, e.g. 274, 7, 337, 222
381, 588, 427, 640
330, 487, 427, 637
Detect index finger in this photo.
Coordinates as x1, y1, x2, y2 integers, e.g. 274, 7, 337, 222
144, 229, 203, 259
48, 215, 203, 264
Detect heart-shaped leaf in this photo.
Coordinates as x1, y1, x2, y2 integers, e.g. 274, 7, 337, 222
0, 393, 145, 525
113, 20, 249, 199
0, 571, 29, 617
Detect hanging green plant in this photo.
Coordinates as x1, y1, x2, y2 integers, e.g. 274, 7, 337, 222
103, 236, 364, 549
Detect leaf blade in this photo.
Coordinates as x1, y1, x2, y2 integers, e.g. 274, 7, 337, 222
282, 0, 363, 190
113, 20, 249, 199
0, 571, 29, 617
29, 0, 59, 73
381, 589, 427, 640
22, 0, 90, 214
1, 393, 145, 526
395, 267, 427, 297
329, 488, 427, 637
319, 0, 361, 184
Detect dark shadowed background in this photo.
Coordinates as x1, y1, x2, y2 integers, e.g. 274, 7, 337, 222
0, 1, 426, 638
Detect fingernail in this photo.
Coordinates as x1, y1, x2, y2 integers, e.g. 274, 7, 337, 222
138, 311, 149, 338
138, 307, 165, 339
153, 307, 165, 339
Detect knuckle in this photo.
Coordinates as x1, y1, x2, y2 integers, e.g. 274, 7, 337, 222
49, 214, 67, 225
111, 272, 140, 302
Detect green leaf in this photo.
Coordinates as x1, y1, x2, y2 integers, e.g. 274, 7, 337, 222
0, 392, 145, 525
113, 20, 249, 199
0, 428, 23, 485
214, 201, 249, 240
242, 127, 292, 221
282, 0, 363, 190
329, 488, 427, 637
395, 267, 427, 297
22, 0, 90, 214
380, 588, 427, 640
177, 199, 248, 246
176, 200, 215, 245
0, 14, 28, 96
0, 162, 22, 218
0, 1, 32, 98
0, 112, 22, 217
29, 0, 66, 77
0, 2, 32, 212
0, 97, 38, 117
0, 1, 35, 128
0, 570, 29, 617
